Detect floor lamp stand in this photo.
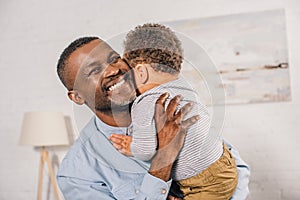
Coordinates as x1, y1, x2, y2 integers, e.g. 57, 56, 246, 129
37, 146, 60, 200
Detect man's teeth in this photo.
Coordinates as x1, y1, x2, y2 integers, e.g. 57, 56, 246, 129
108, 80, 125, 91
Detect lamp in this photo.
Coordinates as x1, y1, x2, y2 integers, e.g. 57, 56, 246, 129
19, 112, 70, 200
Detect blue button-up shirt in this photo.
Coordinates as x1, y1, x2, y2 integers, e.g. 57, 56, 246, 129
57, 116, 171, 199
57, 116, 250, 199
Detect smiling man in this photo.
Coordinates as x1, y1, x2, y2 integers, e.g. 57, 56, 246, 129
60, 39, 136, 126
56, 37, 200, 199
56, 36, 250, 199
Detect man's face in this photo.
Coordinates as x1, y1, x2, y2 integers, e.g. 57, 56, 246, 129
66, 39, 136, 112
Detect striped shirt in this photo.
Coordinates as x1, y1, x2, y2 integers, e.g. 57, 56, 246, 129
131, 77, 223, 181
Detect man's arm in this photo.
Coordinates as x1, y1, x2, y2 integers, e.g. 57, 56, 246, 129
224, 139, 250, 200
167, 139, 250, 200
111, 93, 198, 183
149, 93, 199, 181
111, 94, 250, 200
57, 173, 172, 200
57, 93, 199, 200
57, 176, 115, 199
134, 93, 199, 199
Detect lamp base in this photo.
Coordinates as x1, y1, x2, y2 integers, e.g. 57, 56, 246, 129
37, 147, 60, 200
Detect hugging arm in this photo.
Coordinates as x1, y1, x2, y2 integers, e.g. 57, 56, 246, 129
224, 139, 250, 200
166, 139, 251, 200
74, 93, 197, 200
149, 94, 199, 181
110, 93, 199, 182
58, 94, 199, 200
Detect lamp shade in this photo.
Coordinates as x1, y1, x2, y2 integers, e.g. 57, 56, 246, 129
19, 112, 70, 146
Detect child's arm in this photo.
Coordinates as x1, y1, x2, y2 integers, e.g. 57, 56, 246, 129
129, 94, 160, 161
109, 134, 133, 156
111, 93, 171, 160
109, 130, 157, 160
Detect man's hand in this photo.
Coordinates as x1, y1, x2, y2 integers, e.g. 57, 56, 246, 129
149, 93, 200, 181
109, 134, 133, 156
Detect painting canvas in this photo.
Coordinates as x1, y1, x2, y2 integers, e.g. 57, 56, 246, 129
164, 9, 291, 104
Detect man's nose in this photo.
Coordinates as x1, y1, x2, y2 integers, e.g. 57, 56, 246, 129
103, 64, 120, 78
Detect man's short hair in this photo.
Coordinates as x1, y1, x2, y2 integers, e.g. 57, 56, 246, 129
57, 36, 99, 90
123, 23, 183, 74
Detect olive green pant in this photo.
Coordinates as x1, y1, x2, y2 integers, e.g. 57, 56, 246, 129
178, 144, 238, 200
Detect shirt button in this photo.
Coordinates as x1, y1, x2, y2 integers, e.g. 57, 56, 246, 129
161, 189, 167, 194
135, 189, 139, 194
128, 127, 133, 134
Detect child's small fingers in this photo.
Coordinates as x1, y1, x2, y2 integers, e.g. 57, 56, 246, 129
110, 136, 123, 144
112, 143, 122, 150
110, 134, 125, 139
119, 149, 126, 154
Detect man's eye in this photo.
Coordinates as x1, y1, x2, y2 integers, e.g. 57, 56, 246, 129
89, 67, 102, 76
109, 55, 121, 64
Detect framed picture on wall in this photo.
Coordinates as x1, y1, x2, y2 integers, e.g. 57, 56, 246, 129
164, 9, 291, 105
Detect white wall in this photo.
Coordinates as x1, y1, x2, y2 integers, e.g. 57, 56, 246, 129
0, 0, 299, 199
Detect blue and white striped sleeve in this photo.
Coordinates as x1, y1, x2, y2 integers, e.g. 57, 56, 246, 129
130, 94, 159, 161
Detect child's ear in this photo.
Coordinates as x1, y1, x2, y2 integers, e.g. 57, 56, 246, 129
68, 90, 85, 105
135, 64, 149, 84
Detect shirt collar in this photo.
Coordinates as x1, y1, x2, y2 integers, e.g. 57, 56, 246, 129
95, 116, 132, 138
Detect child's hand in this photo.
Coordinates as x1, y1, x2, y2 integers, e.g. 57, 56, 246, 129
109, 134, 133, 156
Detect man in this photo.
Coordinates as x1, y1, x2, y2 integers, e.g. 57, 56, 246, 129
56, 36, 250, 199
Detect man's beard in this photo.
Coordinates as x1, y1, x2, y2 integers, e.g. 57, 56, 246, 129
95, 70, 137, 112
94, 86, 136, 113
94, 96, 135, 113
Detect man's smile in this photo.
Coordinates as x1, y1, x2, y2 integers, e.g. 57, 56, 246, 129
102, 72, 133, 96
108, 79, 125, 92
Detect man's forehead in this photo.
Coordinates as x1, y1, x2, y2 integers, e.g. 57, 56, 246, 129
68, 39, 115, 67
83, 43, 118, 67
88, 42, 116, 58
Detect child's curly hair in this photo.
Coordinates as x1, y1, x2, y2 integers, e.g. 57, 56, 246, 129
123, 23, 183, 74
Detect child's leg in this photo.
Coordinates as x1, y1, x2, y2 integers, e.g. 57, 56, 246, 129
178, 144, 238, 200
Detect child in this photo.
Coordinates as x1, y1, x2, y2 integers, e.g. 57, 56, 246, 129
110, 23, 238, 200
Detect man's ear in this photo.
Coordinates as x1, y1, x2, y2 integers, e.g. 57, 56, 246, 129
68, 90, 85, 105
135, 64, 149, 84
